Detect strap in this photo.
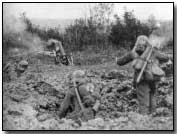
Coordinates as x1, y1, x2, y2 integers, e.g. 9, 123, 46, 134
136, 57, 152, 63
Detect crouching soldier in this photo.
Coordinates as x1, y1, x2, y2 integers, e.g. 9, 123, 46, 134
116, 35, 172, 114
58, 70, 100, 121
47, 39, 73, 65
16, 60, 28, 77
3, 59, 28, 81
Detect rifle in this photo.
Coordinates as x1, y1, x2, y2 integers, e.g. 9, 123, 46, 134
73, 79, 85, 111
73, 79, 95, 121
136, 45, 153, 83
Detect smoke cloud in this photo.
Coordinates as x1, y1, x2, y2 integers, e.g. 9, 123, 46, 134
149, 35, 166, 48
3, 4, 44, 56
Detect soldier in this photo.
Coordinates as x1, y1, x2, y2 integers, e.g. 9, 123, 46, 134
16, 60, 28, 77
115, 35, 172, 114
58, 70, 100, 120
47, 39, 70, 65
3, 59, 28, 81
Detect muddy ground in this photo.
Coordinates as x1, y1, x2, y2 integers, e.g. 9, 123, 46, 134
3, 56, 173, 130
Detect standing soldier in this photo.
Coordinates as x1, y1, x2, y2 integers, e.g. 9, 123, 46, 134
58, 70, 100, 121
116, 35, 172, 114
47, 39, 72, 65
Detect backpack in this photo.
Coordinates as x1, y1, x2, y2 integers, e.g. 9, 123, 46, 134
132, 48, 165, 82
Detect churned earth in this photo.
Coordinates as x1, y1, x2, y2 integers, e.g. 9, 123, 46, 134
3, 56, 173, 130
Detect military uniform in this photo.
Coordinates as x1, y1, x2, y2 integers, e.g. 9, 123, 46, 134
116, 35, 171, 114
16, 60, 28, 77
4, 60, 28, 81
47, 39, 69, 65
58, 70, 100, 119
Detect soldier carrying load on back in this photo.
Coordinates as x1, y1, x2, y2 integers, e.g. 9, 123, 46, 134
115, 35, 173, 114
47, 39, 73, 65
58, 70, 100, 121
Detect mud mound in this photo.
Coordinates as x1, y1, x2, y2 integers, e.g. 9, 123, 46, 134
3, 64, 173, 130
3, 71, 65, 130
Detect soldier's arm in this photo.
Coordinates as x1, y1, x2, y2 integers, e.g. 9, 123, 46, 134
92, 100, 100, 112
53, 50, 56, 57
3, 63, 11, 71
116, 51, 138, 66
155, 50, 171, 63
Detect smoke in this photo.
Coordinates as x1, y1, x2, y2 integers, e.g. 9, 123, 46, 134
149, 35, 166, 48
3, 4, 26, 35
3, 4, 44, 56
149, 21, 173, 49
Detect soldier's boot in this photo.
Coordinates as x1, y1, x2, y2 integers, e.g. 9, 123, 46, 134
136, 82, 151, 114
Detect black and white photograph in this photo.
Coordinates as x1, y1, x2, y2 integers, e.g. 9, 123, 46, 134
2, 2, 174, 130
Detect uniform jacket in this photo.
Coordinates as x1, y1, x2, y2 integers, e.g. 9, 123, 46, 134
59, 82, 100, 118
116, 48, 169, 83
47, 39, 66, 55
68, 82, 100, 106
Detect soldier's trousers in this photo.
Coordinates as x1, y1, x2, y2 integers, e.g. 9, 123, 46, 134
136, 81, 156, 114
59, 91, 80, 118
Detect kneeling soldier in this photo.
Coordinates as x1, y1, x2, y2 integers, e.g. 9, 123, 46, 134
47, 39, 72, 65
16, 60, 28, 77
58, 70, 100, 121
3, 59, 28, 81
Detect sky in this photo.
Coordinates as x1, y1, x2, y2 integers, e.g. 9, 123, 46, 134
3, 3, 173, 20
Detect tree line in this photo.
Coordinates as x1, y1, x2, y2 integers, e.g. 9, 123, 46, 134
4, 3, 173, 54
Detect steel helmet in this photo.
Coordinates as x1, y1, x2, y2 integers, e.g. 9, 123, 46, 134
18, 60, 28, 71
19, 60, 28, 66
132, 35, 152, 54
72, 70, 86, 83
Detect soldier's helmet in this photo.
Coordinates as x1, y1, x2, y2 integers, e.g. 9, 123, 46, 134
133, 35, 151, 55
18, 60, 28, 71
72, 70, 86, 83
47, 39, 58, 48
47, 39, 62, 51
